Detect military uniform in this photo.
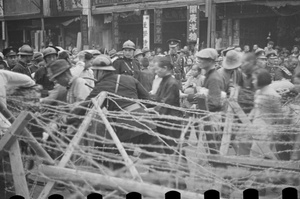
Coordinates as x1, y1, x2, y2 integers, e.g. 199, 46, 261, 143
12, 60, 32, 78
113, 57, 141, 80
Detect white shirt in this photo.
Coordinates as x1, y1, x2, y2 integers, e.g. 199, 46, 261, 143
70, 61, 94, 91
0, 70, 35, 108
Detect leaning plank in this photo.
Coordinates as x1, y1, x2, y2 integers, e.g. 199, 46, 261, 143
228, 100, 251, 125
36, 165, 226, 199
208, 154, 300, 171
37, 92, 108, 199
220, 87, 239, 155
0, 112, 32, 156
9, 140, 30, 199
37, 105, 97, 199
0, 103, 55, 165
92, 94, 143, 182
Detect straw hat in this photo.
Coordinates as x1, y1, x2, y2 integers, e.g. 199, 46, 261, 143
48, 59, 72, 80
222, 50, 242, 70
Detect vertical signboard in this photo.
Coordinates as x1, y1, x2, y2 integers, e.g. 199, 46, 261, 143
222, 19, 228, 48
81, 15, 89, 49
143, 14, 150, 49
227, 18, 233, 46
154, 8, 162, 44
187, 5, 199, 42
112, 13, 119, 50
233, 19, 240, 46
0, 0, 3, 16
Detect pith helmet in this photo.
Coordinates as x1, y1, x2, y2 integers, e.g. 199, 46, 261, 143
122, 40, 136, 50
18, 45, 33, 56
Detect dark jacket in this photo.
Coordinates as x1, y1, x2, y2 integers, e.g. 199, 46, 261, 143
154, 74, 181, 116
12, 60, 32, 78
86, 73, 150, 110
138, 68, 155, 92
34, 65, 55, 97
113, 57, 141, 80
203, 68, 225, 112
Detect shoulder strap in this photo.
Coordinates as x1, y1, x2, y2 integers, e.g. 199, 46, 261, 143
115, 75, 121, 93
123, 60, 134, 73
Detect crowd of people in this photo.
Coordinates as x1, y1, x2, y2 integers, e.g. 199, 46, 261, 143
0, 37, 300, 165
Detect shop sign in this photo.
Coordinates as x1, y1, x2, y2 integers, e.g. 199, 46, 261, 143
154, 9, 162, 44
143, 14, 150, 49
233, 19, 240, 46
187, 5, 199, 42
222, 19, 228, 48
81, 15, 89, 47
0, 0, 3, 16
112, 13, 119, 49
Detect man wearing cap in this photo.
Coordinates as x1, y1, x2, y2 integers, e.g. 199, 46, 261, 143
134, 49, 144, 65
255, 48, 268, 69
34, 47, 58, 97
166, 39, 183, 82
2, 47, 18, 70
194, 48, 224, 112
108, 49, 118, 63
113, 40, 141, 80
12, 44, 34, 78
218, 50, 243, 95
30, 52, 44, 76
43, 59, 90, 104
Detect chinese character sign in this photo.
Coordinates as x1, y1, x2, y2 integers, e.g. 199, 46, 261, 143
187, 5, 199, 42
112, 13, 119, 50
143, 14, 150, 49
233, 19, 240, 46
154, 8, 162, 44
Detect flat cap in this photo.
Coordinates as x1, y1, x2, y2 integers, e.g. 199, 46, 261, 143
195, 48, 218, 61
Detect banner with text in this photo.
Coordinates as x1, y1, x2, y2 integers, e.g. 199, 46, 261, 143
143, 14, 150, 49
112, 13, 119, 50
187, 5, 199, 42
154, 9, 162, 44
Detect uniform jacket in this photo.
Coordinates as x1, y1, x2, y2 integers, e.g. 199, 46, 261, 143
34, 65, 55, 97
113, 57, 141, 80
154, 74, 181, 116
12, 60, 32, 78
86, 73, 150, 111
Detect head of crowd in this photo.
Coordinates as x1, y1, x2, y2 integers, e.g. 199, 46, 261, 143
1, 39, 300, 107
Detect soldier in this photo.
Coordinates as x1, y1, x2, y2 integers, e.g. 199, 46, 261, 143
12, 44, 34, 78
165, 39, 182, 81
34, 47, 58, 97
1, 47, 18, 70
113, 40, 141, 80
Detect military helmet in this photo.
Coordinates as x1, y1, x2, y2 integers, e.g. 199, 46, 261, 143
122, 40, 135, 50
18, 45, 33, 56
43, 47, 58, 58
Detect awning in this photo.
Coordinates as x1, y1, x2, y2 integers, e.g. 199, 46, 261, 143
251, 1, 300, 8
61, 17, 80, 26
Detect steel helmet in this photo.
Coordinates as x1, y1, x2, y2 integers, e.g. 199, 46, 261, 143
122, 40, 135, 50
43, 47, 58, 58
91, 55, 115, 71
18, 45, 33, 56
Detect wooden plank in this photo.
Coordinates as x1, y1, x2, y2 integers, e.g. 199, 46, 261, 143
219, 87, 239, 155
0, 103, 55, 165
0, 112, 32, 156
208, 154, 300, 171
37, 92, 108, 199
9, 140, 30, 199
36, 165, 226, 199
229, 100, 251, 125
92, 95, 143, 182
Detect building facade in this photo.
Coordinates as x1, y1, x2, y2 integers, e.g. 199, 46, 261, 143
0, 0, 300, 52
90, 0, 300, 52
